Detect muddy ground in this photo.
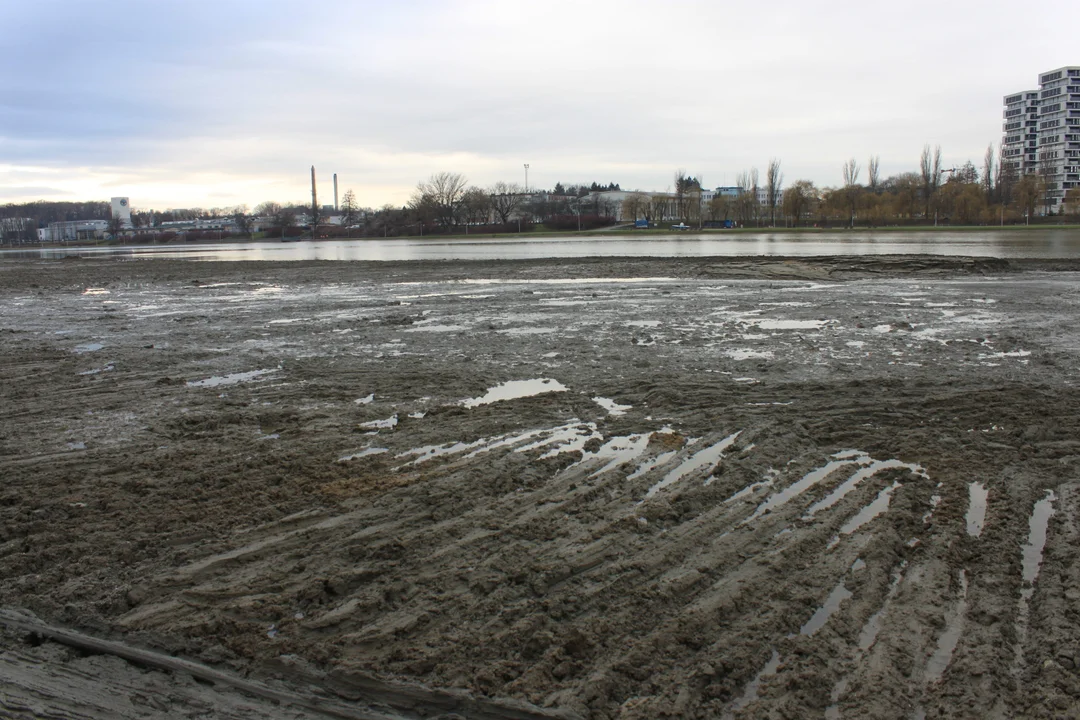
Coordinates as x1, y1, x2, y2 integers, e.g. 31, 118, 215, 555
2, 254, 1080, 719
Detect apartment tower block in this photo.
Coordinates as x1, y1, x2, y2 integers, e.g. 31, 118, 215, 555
1002, 66, 1080, 210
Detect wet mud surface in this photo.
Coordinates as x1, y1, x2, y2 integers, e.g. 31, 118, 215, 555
3, 255, 1080, 718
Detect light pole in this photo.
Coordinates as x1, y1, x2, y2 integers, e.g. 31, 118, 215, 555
524, 164, 529, 193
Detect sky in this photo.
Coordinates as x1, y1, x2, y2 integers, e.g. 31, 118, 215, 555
2, 0, 1078, 212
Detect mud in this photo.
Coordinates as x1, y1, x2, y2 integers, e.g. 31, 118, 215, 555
3, 254, 1080, 718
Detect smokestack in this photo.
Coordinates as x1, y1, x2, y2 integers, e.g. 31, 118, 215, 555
333, 173, 339, 212
311, 166, 318, 240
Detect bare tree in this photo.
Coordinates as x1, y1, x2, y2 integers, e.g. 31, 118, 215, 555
782, 180, 817, 227
106, 213, 125, 239
919, 144, 943, 220
340, 190, 359, 228
842, 158, 861, 227
488, 181, 524, 224
412, 172, 469, 229
231, 205, 252, 237
766, 159, 783, 227
674, 169, 688, 220
982, 144, 995, 202
867, 156, 880, 193
622, 193, 650, 223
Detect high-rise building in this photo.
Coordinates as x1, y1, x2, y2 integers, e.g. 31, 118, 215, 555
110, 197, 132, 228
1036, 67, 1080, 209
1001, 90, 1039, 177
1002, 67, 1080, 211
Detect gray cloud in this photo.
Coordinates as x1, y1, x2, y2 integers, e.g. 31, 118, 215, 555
2, 0, 1078, 208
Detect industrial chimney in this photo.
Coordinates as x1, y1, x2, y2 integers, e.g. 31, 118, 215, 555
333, 173, 339, 212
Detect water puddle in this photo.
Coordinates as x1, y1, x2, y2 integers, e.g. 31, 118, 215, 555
462, 378, 567, 408
395, 421, 598, 469
497, 327, 556, 335
643, 432, 741, 500
725, 348, 774, 360
805, 459, 923, 518
745, 455, 861, 524
593, 396, 632, 416
965, 482, 989, 537
82, 287, 110, 295
359, 415, 398, 430
73, 343, 104, 354
723, 650, 781, 720
826, 481, 902, 550
825, 562, 907, 720
187, 368, 279, 388
751, 319, 831, 331
338, 448, 389, 462
355, 393, 375, 405
925, 570, 969, 684
800, 581, 852, 636
579, 434, 652, 478
627, 450, 679, 480
403, 324, 469, 333
1013, 489, 1056, 673
78, 364, 114, 376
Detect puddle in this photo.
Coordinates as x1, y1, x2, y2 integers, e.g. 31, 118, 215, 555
745, 456, 860, 523
723, 479, 774, 504
804, 458, 923, 519
497, 327, 556, 335
187, 368, 279, 388
643, 432, 741, 499
925, 570, 969, 684
593, 396, 632, 416
66, 441, 86, 451
749, 319, 830, 331
724, 348, 774, 360
627, 450, 679, 480
723, 650, 781, 720
978, 349, 1031, 360
403, 324, 469, 333
965, 482, 989, 537
359, 415, 398, 430
355, 393, 375, 404
826, 481, 902, 549
73, 343, 104, 354
462, 378, 567, 408
1021, 490, 1056, 586
1012, 489, 1056, 673
628, 320, 661, 327
800, 581, 852, 636
577, 434, 652, 478
78, 364, 115, 376
857, 562, 906, 651
338, 448, 389, 462
395, 420, 597, 469
515, 422, 601, 460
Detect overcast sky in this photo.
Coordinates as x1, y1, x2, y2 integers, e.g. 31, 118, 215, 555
2, 0, 1078, 211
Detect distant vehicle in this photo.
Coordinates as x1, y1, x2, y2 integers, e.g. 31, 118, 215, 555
671, 223, 690, 231
634, 219, 649, 229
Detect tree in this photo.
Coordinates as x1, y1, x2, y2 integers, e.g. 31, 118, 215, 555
231, 205, 252, 237
340, 189, 359, 227
488, 181, 525, 224
412, 172, 468, 229
766, 159, 783, 227
1065, 187, 1080, 218
982, 145, 995, 202
868, 156, 880, 193
842, 158, 861, 227
462, 187, 491, 226
919, 144, 942, 219
106, 213, 125, 238
782, 180, 817, 227
734, 169, 758, 226
622, 193, 650, 222
1013, 173, 1045, 223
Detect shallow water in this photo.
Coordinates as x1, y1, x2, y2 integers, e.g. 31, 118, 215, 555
12, 229, 1080, 261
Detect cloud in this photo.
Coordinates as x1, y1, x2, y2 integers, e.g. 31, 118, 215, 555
1, 0, 1078, 208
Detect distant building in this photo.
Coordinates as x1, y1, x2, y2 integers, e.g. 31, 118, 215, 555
47, 220, 108, 243
1002, 66, 1080, 210
110, 197, 132, 228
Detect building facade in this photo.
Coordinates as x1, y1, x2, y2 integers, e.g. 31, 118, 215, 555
1003, 66, 1080, 210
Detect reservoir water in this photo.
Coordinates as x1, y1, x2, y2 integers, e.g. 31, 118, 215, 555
5, 229, 1080, 262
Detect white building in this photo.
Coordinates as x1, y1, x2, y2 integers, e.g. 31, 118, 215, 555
110, 197, 132, 228
1036, 67, 1080, 208
1003, 66, 1080, 210
46, 220, 108, 243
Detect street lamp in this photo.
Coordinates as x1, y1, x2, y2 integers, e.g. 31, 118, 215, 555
524, 164, 529, 193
